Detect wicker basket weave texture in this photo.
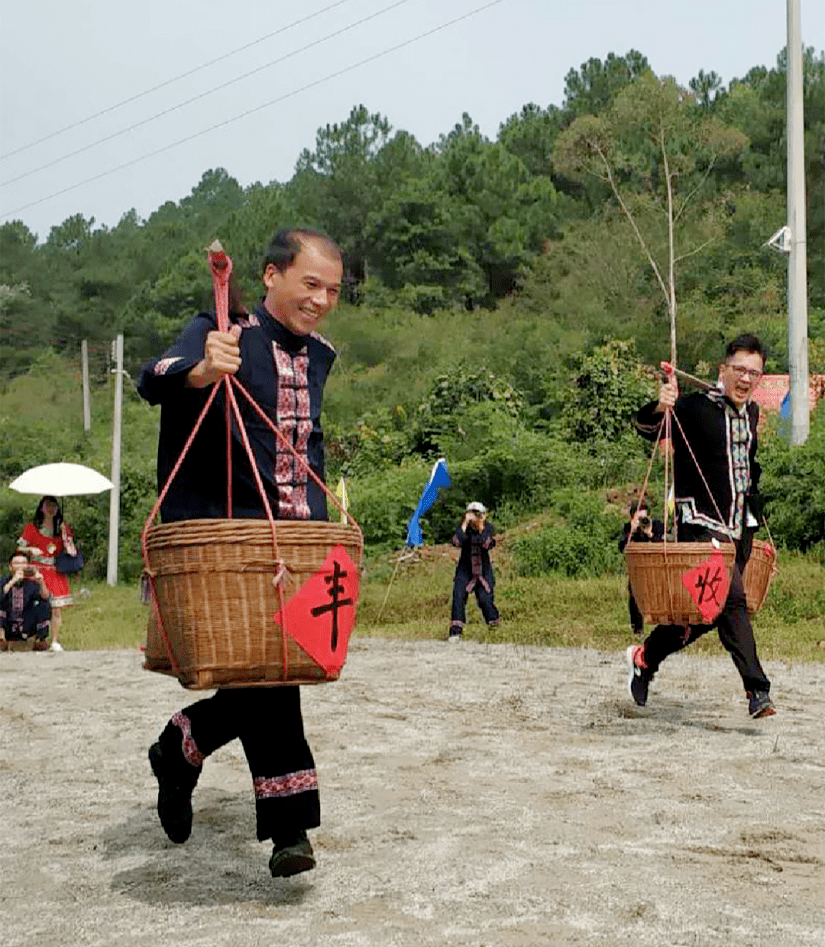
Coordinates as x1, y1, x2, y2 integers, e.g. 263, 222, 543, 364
625, 542, 737, 626
742, 539, 778, 616
144, 519, 362, 690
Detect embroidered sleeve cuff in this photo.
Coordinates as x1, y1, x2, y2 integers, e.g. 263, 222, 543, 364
138, 356, 200, 405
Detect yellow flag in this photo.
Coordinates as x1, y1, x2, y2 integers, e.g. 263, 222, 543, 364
335, 477, 349, 523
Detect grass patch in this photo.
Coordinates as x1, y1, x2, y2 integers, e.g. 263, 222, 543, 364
53, 549, 825, 665
59, 581, 148, 651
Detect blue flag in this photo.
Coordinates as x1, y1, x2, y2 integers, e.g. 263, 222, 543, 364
405, 458, 451, 547
778, 390, 792, 441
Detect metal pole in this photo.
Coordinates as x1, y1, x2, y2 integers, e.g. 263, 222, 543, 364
107, 335, 123, 586
81, 339, 91, 432
787, 0, 809, 445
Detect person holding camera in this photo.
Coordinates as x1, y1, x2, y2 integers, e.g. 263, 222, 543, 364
449, 501, 501, 641
1, 552, 52, 652
618, 499, 664, 635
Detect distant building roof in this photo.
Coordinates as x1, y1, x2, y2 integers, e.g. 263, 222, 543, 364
751, 374, 825, 414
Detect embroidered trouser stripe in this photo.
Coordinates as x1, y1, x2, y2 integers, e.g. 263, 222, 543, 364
170, 711, 205, 767
160, 685, 320, 840
254, 769, 318, 798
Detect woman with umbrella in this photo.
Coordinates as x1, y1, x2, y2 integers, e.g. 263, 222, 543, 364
8, 463, 111, 651
17, 496, 77, 651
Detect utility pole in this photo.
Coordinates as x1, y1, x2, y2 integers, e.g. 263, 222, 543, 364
107, 335, 123, 586
81, 340, 91, 432
787, 0, 809, 445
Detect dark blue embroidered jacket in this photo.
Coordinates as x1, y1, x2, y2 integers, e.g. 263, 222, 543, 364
138, 303, 336, 523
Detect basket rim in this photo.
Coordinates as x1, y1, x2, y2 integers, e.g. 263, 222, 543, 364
145, 518, 364, 552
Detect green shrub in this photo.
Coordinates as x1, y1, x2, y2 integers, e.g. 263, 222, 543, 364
760, 406, 825, 551
348, 433, 616, 549
510, 490, 624, 578
561, 338, 655, 443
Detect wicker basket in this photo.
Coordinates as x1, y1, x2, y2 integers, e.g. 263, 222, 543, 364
143, 519, 362, 689
625, 542, 737, 626
743, 539, 778, 615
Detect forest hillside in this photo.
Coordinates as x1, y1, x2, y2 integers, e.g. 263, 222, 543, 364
1, 48, 823, 581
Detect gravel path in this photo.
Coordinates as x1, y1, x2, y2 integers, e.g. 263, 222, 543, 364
1, 639, 823, 947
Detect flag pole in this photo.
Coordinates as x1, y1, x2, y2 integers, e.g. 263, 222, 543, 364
376, 547, 416, 623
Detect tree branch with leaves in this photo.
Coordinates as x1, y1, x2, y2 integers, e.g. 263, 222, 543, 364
553, 74, 747, 366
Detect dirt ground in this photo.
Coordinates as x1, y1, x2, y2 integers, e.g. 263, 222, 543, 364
1, 638, 823, 947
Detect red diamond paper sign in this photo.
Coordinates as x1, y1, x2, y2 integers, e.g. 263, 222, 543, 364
273, 545, 359, 675
680, 551, 731, 623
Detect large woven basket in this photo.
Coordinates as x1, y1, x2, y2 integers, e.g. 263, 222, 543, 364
143, 519, 362, 689
625, 542, 737, 626
742, 539, 778, 615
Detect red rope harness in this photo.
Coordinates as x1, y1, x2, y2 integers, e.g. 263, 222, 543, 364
630, 365, 738, 630
141, 245, 359, 682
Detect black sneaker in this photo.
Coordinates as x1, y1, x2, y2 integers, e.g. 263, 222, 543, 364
626, 644, 652, 707
148, 742, 195, 844
747, 690, 776, 719
269, 830, 316, 877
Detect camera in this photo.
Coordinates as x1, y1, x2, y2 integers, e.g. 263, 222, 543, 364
23, 565, 36, 577
639, 516, 651, 528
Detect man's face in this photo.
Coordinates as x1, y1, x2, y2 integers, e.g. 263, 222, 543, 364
262, 240, 343, 336
720, 350, 764, 408
10, 555, 28, 573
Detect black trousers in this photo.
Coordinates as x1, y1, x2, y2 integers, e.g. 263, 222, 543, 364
627, 581, 644, 633
2, 597, 51, 640
159, 686, 319, 842
450, 571, 500, 628
642, 527, 770, 694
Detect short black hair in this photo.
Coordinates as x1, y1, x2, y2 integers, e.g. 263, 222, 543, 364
725, 334, 766, 364
9, 550, 31, 565
262, 228, 342, 275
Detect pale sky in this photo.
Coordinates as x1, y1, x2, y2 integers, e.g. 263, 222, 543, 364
0, 0, 822, 242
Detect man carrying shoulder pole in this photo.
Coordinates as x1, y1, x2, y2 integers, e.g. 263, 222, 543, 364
628, 334, 775, 720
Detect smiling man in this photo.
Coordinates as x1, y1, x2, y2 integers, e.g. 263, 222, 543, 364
627, 334, 775, 720
138, 229, 344, 878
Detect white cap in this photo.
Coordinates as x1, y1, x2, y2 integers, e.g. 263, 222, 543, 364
466, 501, 487, 514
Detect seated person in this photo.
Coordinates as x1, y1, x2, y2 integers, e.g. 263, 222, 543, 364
1, 552, 52, 651
618, 500, 664, 635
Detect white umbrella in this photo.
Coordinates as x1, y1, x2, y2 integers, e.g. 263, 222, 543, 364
8, 463, 113, 497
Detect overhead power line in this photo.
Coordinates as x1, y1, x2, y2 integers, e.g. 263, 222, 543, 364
0, 0, 413, 189
0, 0, 354, 162
0, 0, 507, 222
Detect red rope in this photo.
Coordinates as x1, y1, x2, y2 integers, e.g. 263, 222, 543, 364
630, 392, 738, 632
210, 248, 234, 517
142, 244, 362, 684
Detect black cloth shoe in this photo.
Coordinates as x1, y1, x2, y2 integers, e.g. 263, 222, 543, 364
747, 690, 776, 719
626, 644, 652, 707
269, 830, 316, 878
149, 742, 195, 844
